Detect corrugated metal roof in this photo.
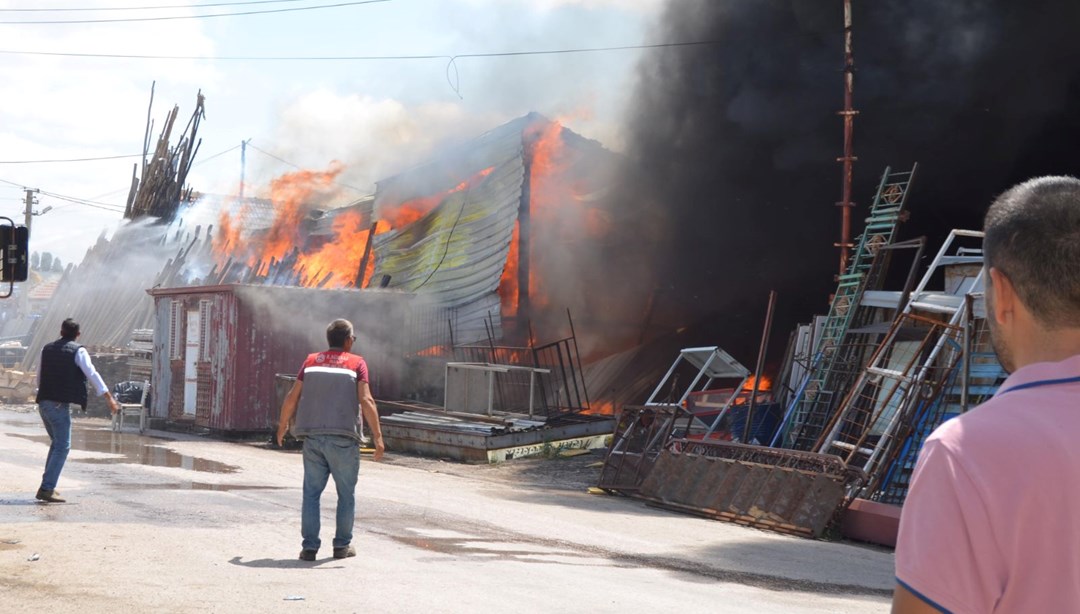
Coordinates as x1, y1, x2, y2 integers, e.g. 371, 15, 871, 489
371, 156, 522, 307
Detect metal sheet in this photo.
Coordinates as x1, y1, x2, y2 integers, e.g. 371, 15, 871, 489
637, 441, 864, 538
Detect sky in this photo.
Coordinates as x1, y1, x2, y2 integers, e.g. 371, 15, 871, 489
0, 0, 665, 266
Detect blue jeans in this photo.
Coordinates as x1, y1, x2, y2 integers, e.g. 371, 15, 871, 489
38, 401, 72, 491
301, 435, 360, 551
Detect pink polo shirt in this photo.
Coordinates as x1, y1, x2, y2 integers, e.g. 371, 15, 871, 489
896, 353, 1080, 613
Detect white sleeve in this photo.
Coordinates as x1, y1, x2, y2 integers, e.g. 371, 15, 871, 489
74, 348, 109, 396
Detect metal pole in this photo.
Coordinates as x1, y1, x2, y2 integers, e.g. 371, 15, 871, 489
24, 188, 37, 234
837, 0, 857, 275
961, 294, 973, 412
486, 370, 495, 417
528, 369, 536, 419
566, 308, 591, 411
744, 291, 778, 442
239, 139, 250, 201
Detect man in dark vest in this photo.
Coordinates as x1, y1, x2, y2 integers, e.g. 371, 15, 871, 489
35, 318, 120, 503
276, 318, 384, 562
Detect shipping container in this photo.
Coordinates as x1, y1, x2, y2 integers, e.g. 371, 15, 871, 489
148, 284, 415, 434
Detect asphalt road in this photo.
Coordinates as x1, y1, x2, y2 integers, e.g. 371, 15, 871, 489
0, 407, 894, 613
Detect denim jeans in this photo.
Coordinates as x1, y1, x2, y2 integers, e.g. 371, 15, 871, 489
38, 400, 72, 491
301, 435, 360, 551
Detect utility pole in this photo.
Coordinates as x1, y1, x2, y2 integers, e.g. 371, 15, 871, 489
23, 188, 38, 235
836, 0, 858, 275
239, 139, 251, 201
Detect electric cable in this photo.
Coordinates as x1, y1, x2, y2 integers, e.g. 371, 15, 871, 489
0, 40, 719, 61
412, 180, 475, 291
0, 0, 317, 12
0, 152, 144, 164
0, 0, 391, 25
245, 143, 368, 193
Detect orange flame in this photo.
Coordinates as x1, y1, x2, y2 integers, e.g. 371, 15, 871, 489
258, 166, 343, 275
295, 209, 366, 288
499, 221, 520, 318
380, 168, 495, 229
742, 375, 773, 392
212, 164, 494, 289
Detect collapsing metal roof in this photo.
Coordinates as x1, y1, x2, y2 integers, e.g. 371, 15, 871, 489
371, 155, 523, 307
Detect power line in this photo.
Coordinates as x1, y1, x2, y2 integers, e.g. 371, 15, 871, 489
0, 40, 719, 62
192, 142, 243, 166
38, 190, 126, 212
0, 0, 314, 12
0, 0, 391, 25
246, 143, 368, 193
0, 152, 144, 164
0, 178, 125, 212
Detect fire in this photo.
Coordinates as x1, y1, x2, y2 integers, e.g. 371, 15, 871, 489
213, 203, 244, 259
379, 169, 495, 229
506, 119, 572, 315
295, 209, 367, 288
499, 221, 520, 318
415, 345, 447, 358
742, 375, 773, 392
257, 166, 343, 275
499, 116, 614, 320
212, 164, 494, 290
212, 165, 344, 275
587, 400, 616, 415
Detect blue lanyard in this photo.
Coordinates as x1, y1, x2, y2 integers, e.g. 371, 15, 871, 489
998, 375, 1080, 395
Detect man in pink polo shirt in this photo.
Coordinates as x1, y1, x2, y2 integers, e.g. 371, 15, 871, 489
893, 176, 1080, 613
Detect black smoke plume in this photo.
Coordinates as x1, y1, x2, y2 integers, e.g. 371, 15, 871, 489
617, 0, 1080, 365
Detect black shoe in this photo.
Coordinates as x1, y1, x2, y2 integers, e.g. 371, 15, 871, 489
333, 545, 356, 559
36, 489, 65, 503
299, 549, 317, 561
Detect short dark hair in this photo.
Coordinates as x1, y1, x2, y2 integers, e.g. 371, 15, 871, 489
984, 176, 1080, 328
60, 318, 80, 340
326, 319, 354, 348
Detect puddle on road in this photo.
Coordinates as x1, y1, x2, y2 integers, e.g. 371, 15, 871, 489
8, 428, 239, 474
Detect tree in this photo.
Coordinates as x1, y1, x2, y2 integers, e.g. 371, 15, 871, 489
40, 252, 53, 272
30, 251, 40, 270
52, 257, 63, 273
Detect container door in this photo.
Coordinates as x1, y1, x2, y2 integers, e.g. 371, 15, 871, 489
183, 310, 200, 416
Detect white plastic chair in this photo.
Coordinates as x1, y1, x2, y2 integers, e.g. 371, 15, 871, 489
112, 381, 149, 433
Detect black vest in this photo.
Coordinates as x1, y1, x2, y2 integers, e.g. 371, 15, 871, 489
36, 339, 88, 409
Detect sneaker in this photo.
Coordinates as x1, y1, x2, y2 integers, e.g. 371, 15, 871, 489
35, 489, 65, 503
333, 545, 356, 559
299, 549, 317, 561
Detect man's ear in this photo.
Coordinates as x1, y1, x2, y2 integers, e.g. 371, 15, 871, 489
988, 267, 1017, 326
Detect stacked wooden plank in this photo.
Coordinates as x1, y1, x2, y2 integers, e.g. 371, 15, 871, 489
124, 90, 205, 221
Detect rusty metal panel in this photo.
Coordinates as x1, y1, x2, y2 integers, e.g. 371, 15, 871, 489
598, 405, 682, 493
638, 441, 864, 538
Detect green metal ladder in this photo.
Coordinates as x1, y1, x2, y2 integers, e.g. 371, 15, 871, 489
783, 164, 917, 449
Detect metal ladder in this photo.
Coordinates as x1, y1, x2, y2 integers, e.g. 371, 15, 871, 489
813, 230, 986, 480
874, 296, 1007, 503
783, 164, 917, 449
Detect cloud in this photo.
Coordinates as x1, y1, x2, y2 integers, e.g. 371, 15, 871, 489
0, 0, 219, 264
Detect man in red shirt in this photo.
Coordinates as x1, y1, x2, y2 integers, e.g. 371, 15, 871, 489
277, 319, 384, 562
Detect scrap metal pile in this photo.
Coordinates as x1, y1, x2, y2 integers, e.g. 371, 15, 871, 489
598, 165, 1009, 538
